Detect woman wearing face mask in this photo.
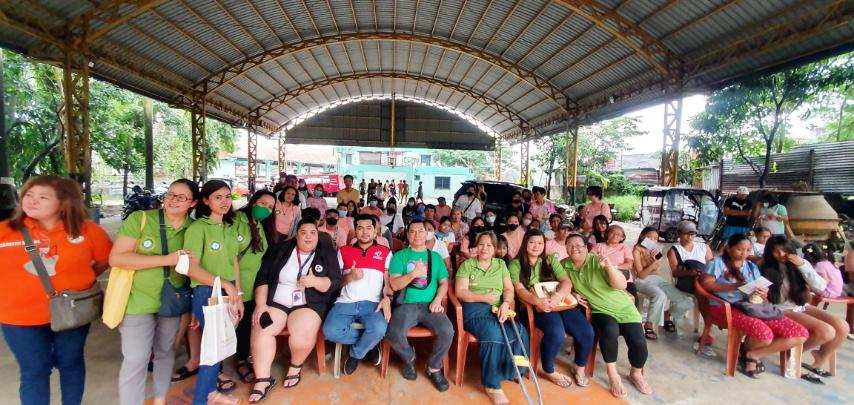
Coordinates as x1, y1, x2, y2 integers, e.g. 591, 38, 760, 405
269, 186, 301, 243
460, 217, 487, 260
111, 179, 199, 405
760, 236, 845, 384
402, 197, 417, 223
453, 185, 483, 222
335, 203, 355, 240
231, 190, 275, 384
501, 213, 525, 259
521, 212, 534, 231
424, 221, 453, 276
483, 210, 498, 232
296, 180, 309, 207
759, 195, 797, 240
183, 180, 244, 404
360, 198, 383, 218
306, 185, 328, 214
380, 200, 405, 240
510, 192, 527, 214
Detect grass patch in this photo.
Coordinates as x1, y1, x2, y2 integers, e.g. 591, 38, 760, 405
607, 194, 641, 222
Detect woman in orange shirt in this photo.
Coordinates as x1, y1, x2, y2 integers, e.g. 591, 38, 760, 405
0, 175, 112, 405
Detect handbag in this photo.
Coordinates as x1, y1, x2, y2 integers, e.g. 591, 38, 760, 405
21, 227, 103, 332
532, 281, 578, 311
157, 209, 192, 317
102, 212, 148, 328
199, 277, 238, 366
732, 301, 784, 320
394, 250, 433, 306
672, 247, 703, 294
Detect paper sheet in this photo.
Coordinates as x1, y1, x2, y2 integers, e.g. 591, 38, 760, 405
738, 276, 772, 294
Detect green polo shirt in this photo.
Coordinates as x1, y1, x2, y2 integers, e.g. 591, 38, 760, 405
117, 210, 191, 315
389, 248, 448, 304
455, 258, 510, 306
507, 254, 568, 288
561, 255, 641, 323
231, 211, 267, 301
184, 216, 240, 287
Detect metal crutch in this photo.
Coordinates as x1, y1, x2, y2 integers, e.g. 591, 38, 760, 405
493, 306, 544, 405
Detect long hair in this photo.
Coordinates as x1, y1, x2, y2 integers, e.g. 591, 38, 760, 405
761, 235, 808, 306
277, 185, 300, 206
9, 175, 89, 238
467, 217, 486, 247
635, 226, 658, 247
518, 229, 556, 286
591, 215, 609, 243
239, 189, 275, 254
170, 178, 200, 217
801, 243, 828, 265
195, 180, 235, 225
721, 233, 751, 283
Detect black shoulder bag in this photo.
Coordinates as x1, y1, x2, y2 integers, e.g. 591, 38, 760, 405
672, 246, 695, 293
157, 210, 192, 317
21, 227, 103, 332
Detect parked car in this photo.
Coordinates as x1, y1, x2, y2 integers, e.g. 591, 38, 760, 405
640, 187, 719, 242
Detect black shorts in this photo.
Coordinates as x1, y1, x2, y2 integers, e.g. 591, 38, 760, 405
268, 302, 328, 320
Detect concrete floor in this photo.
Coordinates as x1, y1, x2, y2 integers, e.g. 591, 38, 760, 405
1, 218, 851, 404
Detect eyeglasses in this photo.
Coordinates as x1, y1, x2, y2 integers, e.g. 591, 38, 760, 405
164, 192, 191, 203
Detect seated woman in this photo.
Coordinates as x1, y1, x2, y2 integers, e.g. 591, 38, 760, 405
509, 230, 594, 389
592, 225, 636, 301
700, 234, 807, 379
761, 237, 847, 384
249, 219, 342, 402
803, 243, 844, 299
562, 234, 651, 398
586, 214, 609, 247
455, 231, 528, 405
632, 227, 695, 340
459, 217, 487, 260
668, 220, 715, 355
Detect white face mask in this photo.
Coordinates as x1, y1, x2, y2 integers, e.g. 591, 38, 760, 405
426, 231, 436, 240
338, 209, 348, 217
522, 219, 532, 226
486, 215, 496, 224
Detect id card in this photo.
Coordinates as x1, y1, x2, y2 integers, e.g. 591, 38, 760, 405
291, 288, 306, 306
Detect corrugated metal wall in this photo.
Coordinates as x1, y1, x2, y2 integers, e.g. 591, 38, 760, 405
715, 141, 854, 194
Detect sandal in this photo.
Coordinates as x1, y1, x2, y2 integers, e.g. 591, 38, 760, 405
644, 325, 658, 340
217, 373, 237, 393
572, 368, 590, 387
800, 373, 825, 385
248, 377, 276, 403
663, 320, 677, 333
485, 388, 510, 405
607, 378, 628, 399
739, 358, 761, 379
171, 366, 198, 382
236, 360, 256, 383
627, 372, 653, 395
282, 363, 303, 389
543, 371, 572, 388
801, 363, 831, 378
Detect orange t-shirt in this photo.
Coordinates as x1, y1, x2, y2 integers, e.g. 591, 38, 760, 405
0, 218, 112, 326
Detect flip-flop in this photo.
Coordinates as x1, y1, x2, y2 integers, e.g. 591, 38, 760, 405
608, 377, 628, 399
572, 369, 590, 387
801, 363, 832, 378
543, 371, 572, 388
627, 373, 653, 395
663, 320, 677, 333
485, 388, 510, 405
644, 325, 658, 340
171, 366, 198, 382
800, 373, 825, 385
738, 358, 761, 379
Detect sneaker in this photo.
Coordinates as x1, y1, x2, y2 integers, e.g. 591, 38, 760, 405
401, 361, 417, 380
365, 345, 382, 367
344, 356, 360, 375
693, 341, 717, 358
427, 369, 449, 392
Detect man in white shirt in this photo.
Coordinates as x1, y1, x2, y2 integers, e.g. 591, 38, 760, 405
452, 184, 482, 222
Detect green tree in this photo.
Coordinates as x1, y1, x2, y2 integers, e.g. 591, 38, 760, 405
689, 57, 852, 187
434, 145, 514, 180
90, 81, 146, 196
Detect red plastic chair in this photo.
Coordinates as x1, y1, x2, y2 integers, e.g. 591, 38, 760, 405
379, 295, 451, 379
694, 279, 801, 377
524, 301, 595, 376
277, 327, 327, 375
448, 286, 480, 387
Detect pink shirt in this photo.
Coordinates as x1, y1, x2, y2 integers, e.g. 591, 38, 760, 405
592, 242, 634, 281
321, 225, 350, 248
545, 239, 568, 261
814, 260, 844, 298
274, 203, 301, 237
306, 196, 328, 214
581, 201, 612, 231
502, 229, 526, 259
529, 200, 556, 221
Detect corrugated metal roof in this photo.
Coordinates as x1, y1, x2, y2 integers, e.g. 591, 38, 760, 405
0, 0, 850, 145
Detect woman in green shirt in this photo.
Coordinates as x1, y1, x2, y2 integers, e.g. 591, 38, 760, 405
109, 179, 198, 405
232, 190, 275, 383
184, 180, 244, 405
562, 234, 651, 398
509, 229, 593, 389
455, 231, 526, 405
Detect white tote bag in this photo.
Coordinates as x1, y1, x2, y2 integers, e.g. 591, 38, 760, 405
199, 277, 238, 366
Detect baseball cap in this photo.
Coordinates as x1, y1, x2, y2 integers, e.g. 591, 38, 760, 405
737, 186, 749, 195
676, 220, 698, 234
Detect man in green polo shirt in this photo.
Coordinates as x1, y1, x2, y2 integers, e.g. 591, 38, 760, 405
387, 221, 452, 392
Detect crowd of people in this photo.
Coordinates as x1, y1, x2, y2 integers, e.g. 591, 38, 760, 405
0, 175, 851, 405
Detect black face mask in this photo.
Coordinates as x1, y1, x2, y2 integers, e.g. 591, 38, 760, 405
466, 191, 474, 197
471, 226, 485, 233
325, 217, 338, 226
387, 207, 396, 214
523, 196, 532, 202
507, 224, 519, 231
512, 200, 522, 205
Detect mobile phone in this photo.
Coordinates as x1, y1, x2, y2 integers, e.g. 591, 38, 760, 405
654, 252, 663, 260
260, 312, 273, 328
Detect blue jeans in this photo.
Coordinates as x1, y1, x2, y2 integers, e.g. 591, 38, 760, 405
722, 225, 749, 240
2, 323, 90, 405
191, 285, 220, 405
322, 301, 388, 359
534, 309, 594, 372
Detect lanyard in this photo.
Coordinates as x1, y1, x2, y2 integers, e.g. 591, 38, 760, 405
295, 250, 315, 280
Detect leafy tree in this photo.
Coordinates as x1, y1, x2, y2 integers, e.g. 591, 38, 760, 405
90, 81, 146, 196
689, 57, 853, 187
807, 83, 853, 142
434, 145, 515, 181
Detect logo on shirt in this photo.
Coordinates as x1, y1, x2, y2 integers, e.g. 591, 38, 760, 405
141, 239, 154, 249
67, 235, 85, 244
372, 251, 384, 261
210, 241, 221, 251
237, 234, 245, 243
314, 264, 324, 273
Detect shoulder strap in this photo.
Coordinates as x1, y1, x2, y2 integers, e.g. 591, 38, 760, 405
670, 245, 684, 265
462, 197, 476, 215
20, 227, 56, 296
158, 210, 171, 278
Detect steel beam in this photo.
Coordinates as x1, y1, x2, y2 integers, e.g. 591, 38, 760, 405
660, 90, 682, 187
60, 48, 92, 202
247, 129, 257, 193
520, 139, 530, 187
277, 132, 287, 176
565, 119, 580, 204
191, 100, 207, 183
70, 1, 169, 44
495, 137, 502, 181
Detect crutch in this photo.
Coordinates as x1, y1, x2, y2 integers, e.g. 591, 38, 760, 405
493, 306, 544, 405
